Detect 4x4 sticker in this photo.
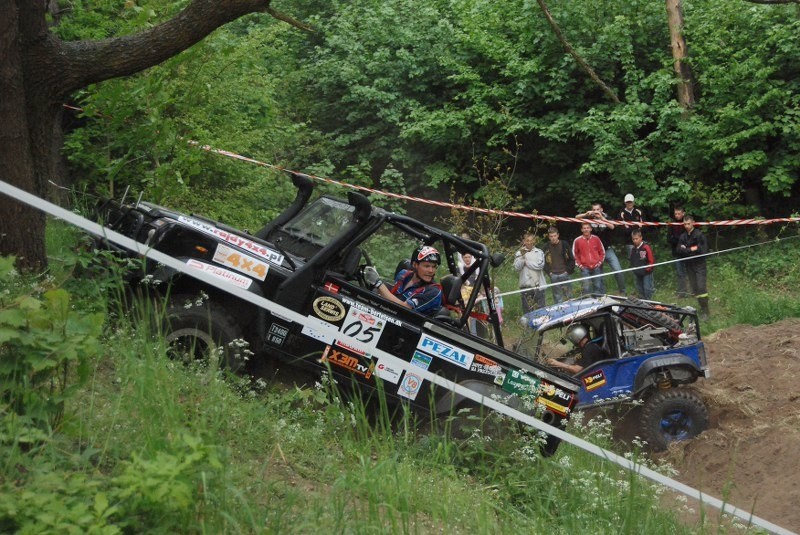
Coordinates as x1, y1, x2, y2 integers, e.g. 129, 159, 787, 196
313, 296, 346, 322
185, 259, 252, 289
213, 244, 269, 281
416, 334, 474, 370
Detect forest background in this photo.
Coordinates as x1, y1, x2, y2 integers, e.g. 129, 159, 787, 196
51, 0, 799, 239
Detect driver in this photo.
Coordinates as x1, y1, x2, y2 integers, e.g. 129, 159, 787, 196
363, 246, 443, 316
547, 324, 609, 375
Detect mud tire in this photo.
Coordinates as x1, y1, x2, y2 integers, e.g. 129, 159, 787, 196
640, 388, 708, 451
163, 295, 246, 372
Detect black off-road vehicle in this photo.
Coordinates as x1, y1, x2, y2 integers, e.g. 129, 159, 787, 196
93, 173, 581, 454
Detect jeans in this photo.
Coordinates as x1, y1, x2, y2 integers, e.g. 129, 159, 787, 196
580, 266, 605, 295
549, 272, 573, 303
634, 273, 655, 300
604, 247, 626, 294
673, 255, 689, 293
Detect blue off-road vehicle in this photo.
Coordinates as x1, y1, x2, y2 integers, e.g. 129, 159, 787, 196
518, 296, 711, 450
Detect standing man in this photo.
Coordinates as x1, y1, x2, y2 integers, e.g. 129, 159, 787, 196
364, 246, 443, 316
543, 227, 575, 304
576, 202, 627, 295
676, 216, 710, 319
572, 222, 606, 295
514, 232, 547, 314
619, 193, 645, 255
629, 229, 655, 300
666, 204, 690, 297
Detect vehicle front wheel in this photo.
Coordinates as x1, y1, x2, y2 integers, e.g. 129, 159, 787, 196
163, 296, 247, 372
639, 388, 708, 450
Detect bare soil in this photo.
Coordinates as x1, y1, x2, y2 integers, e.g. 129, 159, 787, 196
657, 319, 800, 532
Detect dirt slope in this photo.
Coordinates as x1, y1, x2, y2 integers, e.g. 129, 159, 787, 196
661, 319, 800, 532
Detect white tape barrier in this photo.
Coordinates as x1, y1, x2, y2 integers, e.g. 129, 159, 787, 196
0, 179, 794, 535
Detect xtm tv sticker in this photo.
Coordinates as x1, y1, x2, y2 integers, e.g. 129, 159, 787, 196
582, 369, 607, 391
319, 346, 374, 380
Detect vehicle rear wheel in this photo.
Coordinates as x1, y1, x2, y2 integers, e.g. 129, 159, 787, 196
640, 388, 708, 451
163, 295, 246, 372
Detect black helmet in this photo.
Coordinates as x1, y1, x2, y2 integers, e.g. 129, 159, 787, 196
412, 245, 441, 265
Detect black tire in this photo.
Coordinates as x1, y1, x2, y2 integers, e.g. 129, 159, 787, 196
622, 297, 682, 332
640, 388, 708, 451
163, 295, 246, 372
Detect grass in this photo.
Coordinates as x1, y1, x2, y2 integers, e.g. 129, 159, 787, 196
2, 220, 798, 533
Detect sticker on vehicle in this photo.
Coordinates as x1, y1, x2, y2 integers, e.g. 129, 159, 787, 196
582, 369, 607, 391
267, 323, 290, 346
398, 371, 423, 401
185, 259, 252, 289
213, 244, 269, 281
319, 346, 374, 379
338, 308, 385, 350
410, 351, 432, 370
374, 360, 403, 384
313, 296, 346, 322
501, 369, 541, 397
177, 215, 284, 264
301, 315, 336, 344
416, 334, 474, 370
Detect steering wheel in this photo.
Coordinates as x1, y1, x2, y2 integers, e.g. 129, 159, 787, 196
356, 250, 376, 289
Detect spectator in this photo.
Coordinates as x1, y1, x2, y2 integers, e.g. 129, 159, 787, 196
576, 202, 627, 295
513, 232, 547, 314
572, 222, 606, 295
629, 229, 655, 300
666, 204, 690, 297
364, 246, 443, 316
619, 193, 645, 255
547, 324, 609, 375
543, 226, 575, 303
460, 252, 480, 335
676, 216, 710, 319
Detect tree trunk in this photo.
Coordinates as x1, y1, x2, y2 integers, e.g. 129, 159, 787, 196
1, 0, 303, 272
666, 0, 695, 109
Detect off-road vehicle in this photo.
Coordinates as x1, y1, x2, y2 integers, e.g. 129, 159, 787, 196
518, 296, 711, 450
93, 173, 581, 454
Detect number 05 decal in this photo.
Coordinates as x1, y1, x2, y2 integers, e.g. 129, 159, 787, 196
339, 308, 385, 349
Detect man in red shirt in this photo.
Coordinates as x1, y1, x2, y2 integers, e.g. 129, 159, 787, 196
572, 222, 606, 295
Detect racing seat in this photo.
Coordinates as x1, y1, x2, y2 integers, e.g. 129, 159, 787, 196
435, 274, 464, 325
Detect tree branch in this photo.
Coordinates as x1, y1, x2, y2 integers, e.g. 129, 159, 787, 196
33, 0, 307, 95
536, 0, 621, 104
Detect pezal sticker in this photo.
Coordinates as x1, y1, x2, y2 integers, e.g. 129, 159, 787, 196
582, 369, 607, 391
313, 296, 346, 322
416, 334, 474, 370
398, 371, 423, 400
185, 259, 252, 289
213, 243, 269, 281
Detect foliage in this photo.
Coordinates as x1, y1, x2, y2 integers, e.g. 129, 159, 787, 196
0, 256, 103, 443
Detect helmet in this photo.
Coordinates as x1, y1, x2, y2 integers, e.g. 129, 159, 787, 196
565, 324, 588, 345
412, 245, 441, 265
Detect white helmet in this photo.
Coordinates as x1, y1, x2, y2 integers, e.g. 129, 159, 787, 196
566, 324, 588, 345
